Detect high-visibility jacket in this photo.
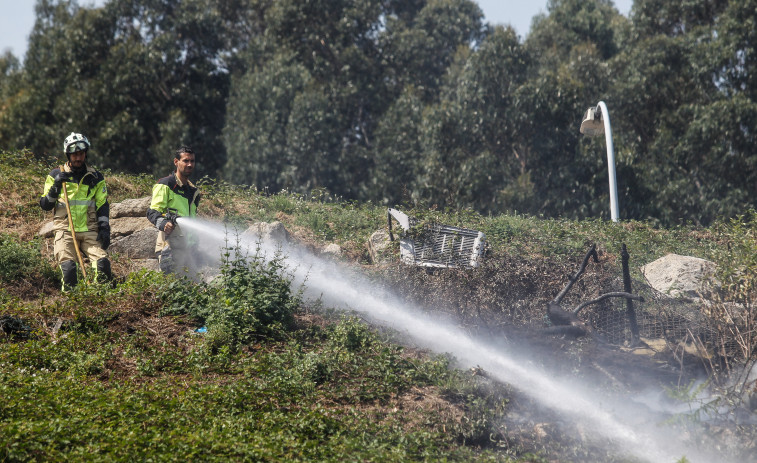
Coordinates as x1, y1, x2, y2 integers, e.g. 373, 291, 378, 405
147, 172, 200, 252
40, 164, 109, 233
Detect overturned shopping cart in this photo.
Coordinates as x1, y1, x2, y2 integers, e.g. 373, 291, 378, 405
387, 208, 486, 269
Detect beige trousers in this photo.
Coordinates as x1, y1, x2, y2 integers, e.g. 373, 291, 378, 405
53, 230, 107, 265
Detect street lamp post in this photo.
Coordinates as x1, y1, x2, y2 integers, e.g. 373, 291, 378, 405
580, 101, 619, 222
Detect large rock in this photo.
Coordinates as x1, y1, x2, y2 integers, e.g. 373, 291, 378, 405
242, 221, 291, 244
111, 217, 153, 237
640, 254, 718, 300
111, 196, 151, 218
108, 228, 158, 259
321, 243, 342, 257
37, 197, 152, 238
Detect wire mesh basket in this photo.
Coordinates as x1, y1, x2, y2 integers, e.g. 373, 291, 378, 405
387, 208, 486, 269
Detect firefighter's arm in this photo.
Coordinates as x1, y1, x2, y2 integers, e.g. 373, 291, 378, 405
40, 169, 71, 211
94, 177, 109, 228
39, 175, 58, 211
147, 183, 172, 232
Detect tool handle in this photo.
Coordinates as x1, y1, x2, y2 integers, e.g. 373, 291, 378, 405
61, 182, 87, 278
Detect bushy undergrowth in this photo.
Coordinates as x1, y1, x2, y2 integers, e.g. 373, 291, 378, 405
0, 264, 514, 461
159, 246, 299, 353
0, 233, 58, 294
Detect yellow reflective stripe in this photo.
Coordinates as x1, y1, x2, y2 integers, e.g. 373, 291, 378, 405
68, 199, 96, 207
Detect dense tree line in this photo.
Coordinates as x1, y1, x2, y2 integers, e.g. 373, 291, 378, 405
1, 0, 755, 226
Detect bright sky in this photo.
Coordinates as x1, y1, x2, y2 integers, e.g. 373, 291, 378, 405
0, 0, 633, 61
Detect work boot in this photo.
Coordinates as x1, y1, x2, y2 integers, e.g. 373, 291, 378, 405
60, 260, 77, 292
95, 258, 113, 284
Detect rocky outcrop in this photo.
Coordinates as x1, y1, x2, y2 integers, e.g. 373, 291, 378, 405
641, 253, 718, 301
36, 195, 159, 269
110, 197, 151, 219
37, 197, 338, 268
111, 217, 153, 237
242, 221, 292, 244
107, 196, 157, 263
109, 228, 158, 259
36, 196, 153, 239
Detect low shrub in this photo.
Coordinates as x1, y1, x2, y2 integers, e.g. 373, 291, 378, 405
159, 245, 299, 353
0, 233, 57, 286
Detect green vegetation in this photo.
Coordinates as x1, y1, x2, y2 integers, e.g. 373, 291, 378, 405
2, 153, 520, 462
161, 247, 300, 352
0, 233, 57, 285
0, 252, 514, 461
3, 151, 756, 461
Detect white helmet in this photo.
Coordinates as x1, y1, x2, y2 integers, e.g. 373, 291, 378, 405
63, 132, 90, 156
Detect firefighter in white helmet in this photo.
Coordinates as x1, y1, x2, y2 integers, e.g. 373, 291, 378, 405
39, 132, 112, 290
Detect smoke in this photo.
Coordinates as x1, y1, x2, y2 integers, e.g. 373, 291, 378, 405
175, 216, 736, 463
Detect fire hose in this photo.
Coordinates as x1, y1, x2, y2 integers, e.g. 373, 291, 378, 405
164, 208, 180, 227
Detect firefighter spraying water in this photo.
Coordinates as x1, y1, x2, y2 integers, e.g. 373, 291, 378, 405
147, 147, 202, 277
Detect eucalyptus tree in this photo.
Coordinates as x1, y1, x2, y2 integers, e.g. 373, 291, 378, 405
0, 52, 20, 100
607, 0, 750, 225
414, 25, 531, 213
222, 46, 308, 191
676, 0, 757, 223
379, 0, 487, 102
1, 0, 250, 177
512, 0, 626, 219
629, 0, 728, 38
527, 0, 623, 64
368, 86, 425, 206
0, 51, 22, 145
222, 0, 487, 199
224, 0, 388, 194
85, 0, 247, 177
711, 0, 757, 99
0, 1, 112, 159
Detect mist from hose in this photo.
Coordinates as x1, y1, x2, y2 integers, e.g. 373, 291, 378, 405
175, 216, 731, 463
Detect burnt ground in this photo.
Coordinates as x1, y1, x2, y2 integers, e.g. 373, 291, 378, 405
372, 250, 757, 462
375, 251, 708, 387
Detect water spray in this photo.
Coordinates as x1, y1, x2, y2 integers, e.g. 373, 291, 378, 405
176, 216, 736, 463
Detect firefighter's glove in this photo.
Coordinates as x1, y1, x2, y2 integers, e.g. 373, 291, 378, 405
97, 223, 111, 250
48, 172, 71, 198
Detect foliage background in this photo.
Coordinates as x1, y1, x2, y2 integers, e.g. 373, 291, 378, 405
1, 0, 755, 226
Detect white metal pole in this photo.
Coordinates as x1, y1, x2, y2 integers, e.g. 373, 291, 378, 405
597, 101, 619, 222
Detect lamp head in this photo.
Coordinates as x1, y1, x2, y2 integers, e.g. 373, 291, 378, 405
580, 106, 604, 136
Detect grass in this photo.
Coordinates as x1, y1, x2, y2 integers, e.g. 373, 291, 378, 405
1, 149, 756, 462
0, 226, 513, 461
0, 276, 513, 461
